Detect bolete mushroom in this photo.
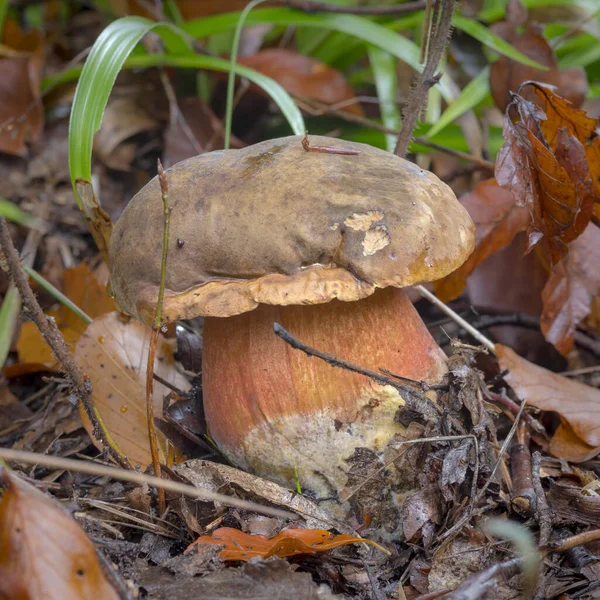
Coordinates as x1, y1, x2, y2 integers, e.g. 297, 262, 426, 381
108, 135, 475, 498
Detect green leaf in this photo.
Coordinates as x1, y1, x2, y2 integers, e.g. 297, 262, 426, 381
0, 288, 20, 370
427, 67, 490, 138
183, 8, 461, 102
68, 16, 192, 207
367, 46, 400, 152
559, 40, 600, 69
453, 14, 548, 69
0, 199, 43, 229
478, 0, 576, 22
56, 53, 304, 137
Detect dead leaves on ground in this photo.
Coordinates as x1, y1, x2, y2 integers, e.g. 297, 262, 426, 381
0, 19, 45, 156
238, 49, 363, 115
497, 344, 600, 462
0, 469, 118, 600
11, 264, 115, 375
187, 527, 383, 562
74, 311, 189, 468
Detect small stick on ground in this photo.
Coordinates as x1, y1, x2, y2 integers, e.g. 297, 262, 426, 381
510, 421, 536, 516
395, 0, 456, 158
531, 451, 552, 546
0, 217, 131, 468
145, 159, 171, 515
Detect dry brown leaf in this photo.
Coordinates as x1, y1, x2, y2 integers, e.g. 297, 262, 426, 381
433, 179, 530, 301
238, 49, 363, 115
0, 20, 45, 156
74, 311, 190, 468
489, 0, 587, 112
496, 344, 600, 461
496, 84, 597, 263
0, 469, 119, 600
187, 527, 383, 562
14, 264, 116, 373
586, 136, 600, 225
541, 223, 600, 354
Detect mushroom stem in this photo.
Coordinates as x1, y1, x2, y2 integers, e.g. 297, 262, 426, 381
202, 287, 447, 496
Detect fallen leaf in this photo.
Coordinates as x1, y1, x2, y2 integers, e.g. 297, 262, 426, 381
93, 97, 159, 171
540, 223, 600, 354
0, 20, 45, 156
238, 49, 363, 115
489, 0, 587, 112
74, 311, 190, 468
402, 484, 443, 543
0, 469, 119, 600
433, 179, 530, 301
186, 527, 383, 562
13, 264, 115, 373
586, 136, 600, 225
496, 84, 597, 263
496, 344, 600, 461
76, 179, 114, 264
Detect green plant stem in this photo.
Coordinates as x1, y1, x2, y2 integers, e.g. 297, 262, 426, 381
23, 264, 92, 325
225, 0, 269, 149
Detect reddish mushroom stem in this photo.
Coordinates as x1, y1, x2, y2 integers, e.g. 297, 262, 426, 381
202, 287, 447, 496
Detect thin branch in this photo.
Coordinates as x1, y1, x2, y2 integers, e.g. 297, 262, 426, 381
531, 451, 552, 546
0, 217, 131, 468
545, 529, 600, 554
295, 95, 496, 170
416, 285, 496, 352
0, 448, 296, 520
280, 0, 426, 15
395, 0, 456, 157
273, 322, 440, 421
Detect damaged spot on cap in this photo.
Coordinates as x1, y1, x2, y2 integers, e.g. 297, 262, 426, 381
344, 210, 384, 232
363, 226, 391, 256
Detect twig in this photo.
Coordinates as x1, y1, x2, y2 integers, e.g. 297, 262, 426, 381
280, 0, 426, 15
0, 217, 131, 468
273, 322, 440, 421
0, 448, 295, 520
395, 0, 456, 157
531, 451, 551, 546
295, 96, 495, 170
510, 421, 535, 516
483, 388, 545, 437
545, 529, 600, 554
145, 160, 170, 515
416, 286, 496, 353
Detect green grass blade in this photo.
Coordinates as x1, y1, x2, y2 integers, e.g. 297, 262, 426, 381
68, 16, 192, 207
453, 15, 548, 69
559, 41, 600, 69
0, 288, 20, 370
23, 264, 92, 325
367, 46, 400, 152
53, 54, 305, 137
0, 199, 43, 229
427, 67, 490, 138
225, 0, 269, 149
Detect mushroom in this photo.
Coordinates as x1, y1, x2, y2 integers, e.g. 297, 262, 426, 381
108, 135, 475, 498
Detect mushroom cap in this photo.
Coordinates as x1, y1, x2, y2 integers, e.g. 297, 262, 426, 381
108, 135, 475, 324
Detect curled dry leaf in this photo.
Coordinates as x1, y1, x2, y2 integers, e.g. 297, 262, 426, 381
586, 136, 600, 225
75, 311, 190, 468
541, 223, 600, 354
433, 179, 530, 301
495, 83, 597, 263
0, 20, 45, 156
186, 527, 384, 562
13, 264, 116, 375
489, 0, 587, 112
0, 469, 118, 600
496, 344, 600, 462
238, 49, 363, 115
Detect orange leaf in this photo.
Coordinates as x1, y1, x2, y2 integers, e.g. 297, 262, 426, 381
586, 136, 600, 225
74, 311, 189, 468
495, 84, 596, 263
496, 344, 600, 461
0, 470, 118, 600
0, 20, 45, 156
187, 527, 384, 562
433, 179, 530, 301
238, 49, 363, 115
540, 223, 600, 354
13, 264, 116, 374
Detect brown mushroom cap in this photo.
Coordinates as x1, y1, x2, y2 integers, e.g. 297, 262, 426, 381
108, 135, 475, 324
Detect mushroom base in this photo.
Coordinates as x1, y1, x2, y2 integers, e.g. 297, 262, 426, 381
202, 287, 447, 497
